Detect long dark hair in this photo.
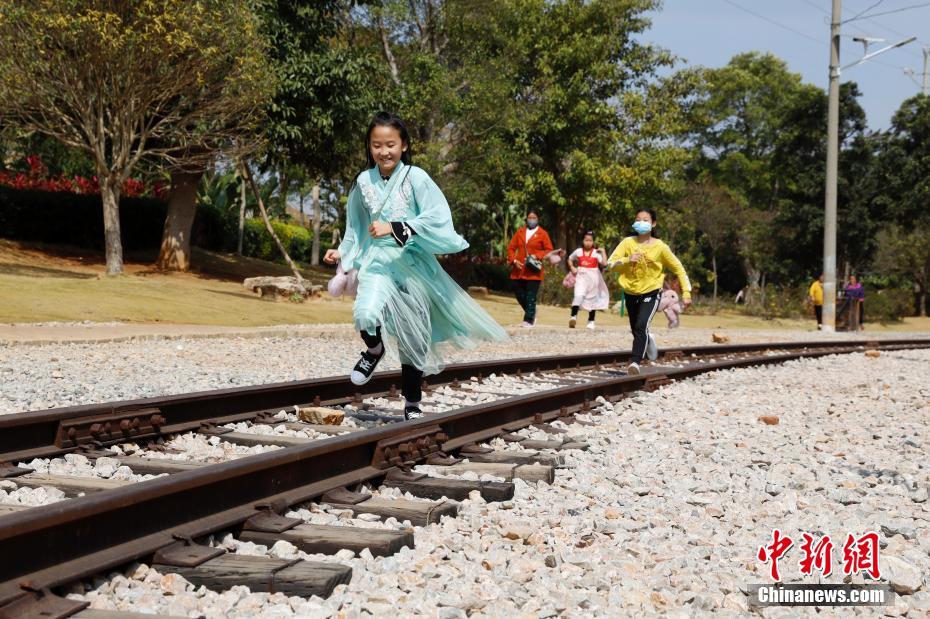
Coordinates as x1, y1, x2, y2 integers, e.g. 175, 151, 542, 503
365, 111, 412, 169
635, 208, 659, 239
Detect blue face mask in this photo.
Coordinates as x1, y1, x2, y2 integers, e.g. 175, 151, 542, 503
526, 219, 539, 229
632, 220, 652, 235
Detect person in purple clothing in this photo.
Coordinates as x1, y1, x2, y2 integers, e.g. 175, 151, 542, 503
845, 274, 865, 330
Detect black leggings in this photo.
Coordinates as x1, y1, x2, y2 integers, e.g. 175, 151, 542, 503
625, 290, 660, 364
360, 328, 423, 402
814, 305, 822, 326
571, 306, 597, 321
512, 279, 540, 323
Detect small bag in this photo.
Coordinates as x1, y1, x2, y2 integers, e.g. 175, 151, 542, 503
522, 233, 543, 272
562, 271, 576, 288
525, 254, 543, 272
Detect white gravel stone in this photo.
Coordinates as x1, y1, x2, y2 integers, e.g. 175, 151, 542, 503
3, 328, 923, 414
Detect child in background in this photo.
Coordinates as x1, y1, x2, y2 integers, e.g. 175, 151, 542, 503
324, 112, 507, 419
567, 231, 609, 329
606, 208, 691, 375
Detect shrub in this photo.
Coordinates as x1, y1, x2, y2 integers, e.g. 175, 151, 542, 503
864, 288, 913, 323
537, 267, 574, 306
192, 201, 239, 253
439, 255, 512, 292
239, 219, 313, 263
739, 284, 808, 320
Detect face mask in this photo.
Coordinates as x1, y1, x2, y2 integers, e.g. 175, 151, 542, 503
526, 219, 539, 229
632, 220, 652, 235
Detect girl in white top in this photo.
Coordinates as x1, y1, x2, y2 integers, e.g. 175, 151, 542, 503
568, 231, 610, 329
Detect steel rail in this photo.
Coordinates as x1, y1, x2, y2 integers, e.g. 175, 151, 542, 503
0, 339, 921, 463
0, 339, 927, 607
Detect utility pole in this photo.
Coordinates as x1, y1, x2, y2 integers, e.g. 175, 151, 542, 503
822, 4, 914, 331
921, 45, 930, 96
910, 46, 930, 94
822, 0, 841, 332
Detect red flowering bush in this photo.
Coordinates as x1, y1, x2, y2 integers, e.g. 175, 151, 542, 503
0, 155, 165, 199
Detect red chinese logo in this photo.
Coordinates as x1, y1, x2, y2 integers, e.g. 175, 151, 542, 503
757, 529, 794, 581
757, 530, 881, 581
842, 532, 881, 579
799, 533, 834, 577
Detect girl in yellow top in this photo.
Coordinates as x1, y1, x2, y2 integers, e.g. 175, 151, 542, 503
607, 208, 692, 375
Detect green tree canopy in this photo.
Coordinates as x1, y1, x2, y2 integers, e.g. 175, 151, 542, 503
0, 0, 274, 274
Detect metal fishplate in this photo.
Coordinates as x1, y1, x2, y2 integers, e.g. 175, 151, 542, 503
54, 408, 165, 449
152, 537, 225, 568
643, 374, 672, 392
0, 586, 88, 619
371, 425, 447, 469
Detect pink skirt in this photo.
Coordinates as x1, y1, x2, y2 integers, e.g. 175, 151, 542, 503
572, 267, 610, 310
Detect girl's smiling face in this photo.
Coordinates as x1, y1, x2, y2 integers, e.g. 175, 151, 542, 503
583, 235, 594, 250
369, 125, 407, 176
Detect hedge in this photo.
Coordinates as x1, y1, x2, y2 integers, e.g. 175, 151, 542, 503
0, 186, 167, 250
0, 187, 317, 264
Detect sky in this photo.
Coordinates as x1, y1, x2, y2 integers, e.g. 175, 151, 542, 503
644, 0, 930, 131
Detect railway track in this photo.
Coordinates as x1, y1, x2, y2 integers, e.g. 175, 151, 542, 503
0, 338, 926, 616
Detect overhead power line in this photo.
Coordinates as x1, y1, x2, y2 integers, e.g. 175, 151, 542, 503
846, 1, 930, 21
798, 0, 919, 67
842, 0, 885, 23
720, 0, 823, 46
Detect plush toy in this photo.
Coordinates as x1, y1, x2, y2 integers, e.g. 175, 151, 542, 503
327, 261, 358, 298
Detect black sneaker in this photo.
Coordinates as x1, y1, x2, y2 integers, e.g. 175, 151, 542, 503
350, 349, 384, 385
404, 406, 424, 420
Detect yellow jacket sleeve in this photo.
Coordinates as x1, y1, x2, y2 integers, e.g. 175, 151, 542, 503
606, 239, 629, 270
660, 244, 692, 300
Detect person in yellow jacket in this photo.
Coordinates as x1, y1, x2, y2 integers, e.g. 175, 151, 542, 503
808, 273, 824, 329
607, 208, 692, 375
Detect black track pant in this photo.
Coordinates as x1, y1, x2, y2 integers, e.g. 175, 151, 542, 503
512, 279, 540, 323
360, 328, 423, 402
571, 306, 597, 322
814, 305, 822, 326
625, 289, 660, 364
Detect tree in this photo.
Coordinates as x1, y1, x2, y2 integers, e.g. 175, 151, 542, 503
254, 0, 379, 266
0, 0, 273, 274
362, 0, 693, 254
499, 0, 688, 249
874, 225, 930, 316
685, 53, 875, 298
676, 180, 739, 303
871, 95, 930, 225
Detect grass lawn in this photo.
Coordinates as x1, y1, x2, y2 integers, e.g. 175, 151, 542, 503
2, 239, 928, 332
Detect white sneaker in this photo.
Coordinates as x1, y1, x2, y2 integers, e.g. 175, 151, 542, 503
519, 321, 535, 328
646, 334, 658, 361
627, 362, 640, 375
586, 321, 596, 330
569, 316, 577, 328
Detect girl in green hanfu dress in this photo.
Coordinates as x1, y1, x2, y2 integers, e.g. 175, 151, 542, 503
324, 112, 507, 420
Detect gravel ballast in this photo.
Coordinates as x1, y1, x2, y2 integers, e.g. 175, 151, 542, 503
48, 348, 930, 617
1, 325, 923, 414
